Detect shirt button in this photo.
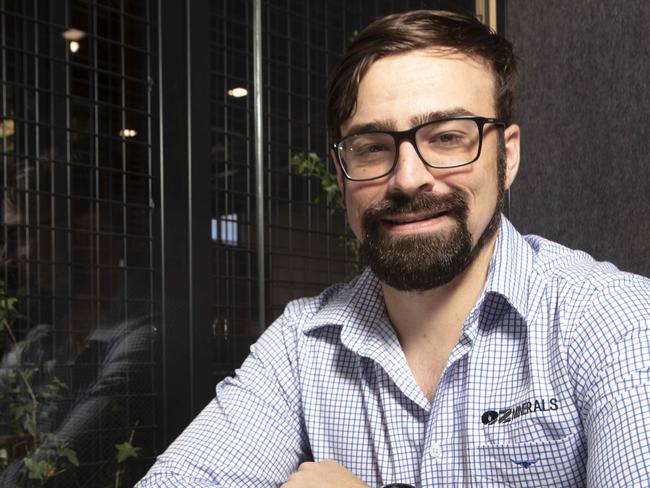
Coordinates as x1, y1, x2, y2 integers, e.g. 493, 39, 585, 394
429, 442, 442, 460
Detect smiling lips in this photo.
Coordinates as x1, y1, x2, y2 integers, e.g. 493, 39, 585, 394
380, 209, 451, 233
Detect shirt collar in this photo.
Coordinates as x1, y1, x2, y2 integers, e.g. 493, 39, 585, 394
302, 268, 397, 355
482, 216, 534, 319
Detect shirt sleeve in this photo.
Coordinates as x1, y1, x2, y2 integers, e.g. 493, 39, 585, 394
135, 308, 310, 487
567, 276, 650, 486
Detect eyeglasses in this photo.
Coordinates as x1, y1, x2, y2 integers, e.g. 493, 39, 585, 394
332, 116, 505, 181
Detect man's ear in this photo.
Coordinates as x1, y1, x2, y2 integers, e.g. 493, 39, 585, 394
503, 124, 521, 190
331, 149, 345, 195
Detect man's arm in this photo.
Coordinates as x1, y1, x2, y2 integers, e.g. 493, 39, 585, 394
568, 276, 650, 486
280, 460, 371, 488
135, 312, 310, 487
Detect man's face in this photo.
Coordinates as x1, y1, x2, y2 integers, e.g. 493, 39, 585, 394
334, 49, 520, 290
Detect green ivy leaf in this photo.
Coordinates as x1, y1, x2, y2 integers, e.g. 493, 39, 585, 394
58, 447, 79, 467
291, 152, 327, 177
24, 457, 56, 480
50, 376, 69, 391
7, 297, 18, 311
115, 441, 142, 463
0, 297, 18, 313
22, 414, 39, 437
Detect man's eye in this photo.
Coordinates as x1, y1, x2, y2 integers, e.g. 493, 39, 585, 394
350, 143, 389, 156
432, 132, 465, 145
362, 144, 389, 153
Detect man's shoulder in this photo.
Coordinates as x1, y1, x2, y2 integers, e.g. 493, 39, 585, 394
522, 232, 650, 320
277, 271, 372, 332
524, 233, 646, 290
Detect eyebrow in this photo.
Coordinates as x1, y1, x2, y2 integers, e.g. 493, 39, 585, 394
343, 108, 476, 138
343, 119, 397, 137
410, 108, 475, 127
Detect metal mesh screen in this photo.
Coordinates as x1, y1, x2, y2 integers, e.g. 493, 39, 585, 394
0, 0, 157, 485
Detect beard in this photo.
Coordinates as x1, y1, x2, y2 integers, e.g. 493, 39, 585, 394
359, 143, 506, 291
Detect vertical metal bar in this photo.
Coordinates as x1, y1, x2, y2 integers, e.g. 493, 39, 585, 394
119, 2, 131, 413
286, 0, 293, 261
121, 0, 129, 331
145, 0, 155, 416
156, 0, 168, 445
146, 0, 157, 450
33, 0, 41, 324
1, 0, 7, 293
488, 0, 497, 32
92, 0, 100, 330
64, 0, 73, 340
185, 0, 195, 412
21, 0, 30, 324
218, 2, 229, 339
323, 0, 332, 283
253, 0, 265, 332
48, 0, 56, 349
475, 0, 498, 31
91, 0, 98, 406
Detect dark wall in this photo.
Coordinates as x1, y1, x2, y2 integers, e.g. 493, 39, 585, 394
505, 1, 649, 277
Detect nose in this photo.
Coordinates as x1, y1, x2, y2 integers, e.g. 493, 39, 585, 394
386, 140, 436, 196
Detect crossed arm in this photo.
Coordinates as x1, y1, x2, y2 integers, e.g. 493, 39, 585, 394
134, 314, 370, 487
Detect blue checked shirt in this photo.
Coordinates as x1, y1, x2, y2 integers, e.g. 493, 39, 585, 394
137, 217, 650, 487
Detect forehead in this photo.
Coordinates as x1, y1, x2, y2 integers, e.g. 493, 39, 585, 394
341, 49, 496, 135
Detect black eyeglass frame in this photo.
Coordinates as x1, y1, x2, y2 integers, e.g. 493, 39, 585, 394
331, 115, 506, 182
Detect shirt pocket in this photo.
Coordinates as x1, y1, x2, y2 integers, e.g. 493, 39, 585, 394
467, 431, 586, 487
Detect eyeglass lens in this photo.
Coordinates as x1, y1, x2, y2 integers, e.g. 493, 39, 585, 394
338, 119, 481, 180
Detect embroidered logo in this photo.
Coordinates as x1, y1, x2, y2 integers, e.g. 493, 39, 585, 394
510, 458, 540, 469
481, 398, 559, 425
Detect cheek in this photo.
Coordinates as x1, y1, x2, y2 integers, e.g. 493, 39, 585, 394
345, 194, 364, 239
467, 173, 500, 227
344, 185, 377, 239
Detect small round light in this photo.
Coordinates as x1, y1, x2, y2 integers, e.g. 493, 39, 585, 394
119, 129, 137, 138
227, 87, 248, 98
69, 41, 80, 53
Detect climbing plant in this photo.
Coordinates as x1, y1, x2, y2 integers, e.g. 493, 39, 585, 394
0, 281, 79, 485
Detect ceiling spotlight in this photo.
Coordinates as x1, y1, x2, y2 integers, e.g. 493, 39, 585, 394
62, 28, 86, 41
227, 87, 248, 98
69, 41, 80, 53
119, 129, 137, 138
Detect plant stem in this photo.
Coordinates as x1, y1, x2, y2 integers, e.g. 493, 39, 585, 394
18, 367, 40, 452
114, 465, 124, 488
128, 421, 139, 444
1, 311, 39, 452
3, 316, 18, 344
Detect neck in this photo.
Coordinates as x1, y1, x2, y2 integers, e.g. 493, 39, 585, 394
382, 230, 498, 347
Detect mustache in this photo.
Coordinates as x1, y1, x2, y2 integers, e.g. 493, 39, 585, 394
361, 190, 469, 230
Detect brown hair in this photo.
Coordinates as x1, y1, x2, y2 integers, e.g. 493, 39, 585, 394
326, 10, 518, 139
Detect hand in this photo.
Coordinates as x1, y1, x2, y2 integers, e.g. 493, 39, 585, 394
280, 460, 370, 488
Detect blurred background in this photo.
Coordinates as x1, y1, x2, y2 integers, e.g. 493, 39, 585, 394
1, 0, 647, 486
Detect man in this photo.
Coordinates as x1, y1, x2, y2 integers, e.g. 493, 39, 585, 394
137, 10, 650, 487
